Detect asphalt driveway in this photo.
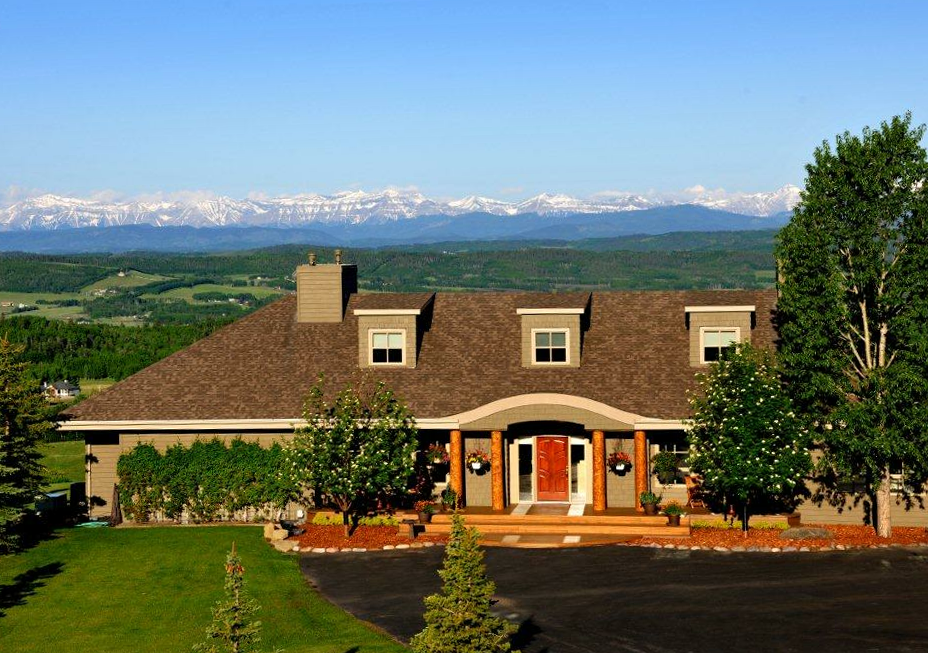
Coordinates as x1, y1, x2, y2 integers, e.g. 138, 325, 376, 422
300, 545, 928, 652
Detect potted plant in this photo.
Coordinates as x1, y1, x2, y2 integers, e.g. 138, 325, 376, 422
426, 443, 450, 466
414, 500, 436, 523
440, 487, 459, 512
466, 449, 490, 472
650, 451, 679, 485
639, 491, 661, 516
607, 448, 632, 474
662, 500, 685, 526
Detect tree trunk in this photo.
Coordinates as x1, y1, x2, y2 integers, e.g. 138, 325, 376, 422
876, 466, 892, 538
342, 511, 350, 538
742, 502, 750, 537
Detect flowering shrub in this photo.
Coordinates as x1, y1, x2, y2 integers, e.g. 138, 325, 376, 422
414, 500, 436, 514
686, 343, 811, 531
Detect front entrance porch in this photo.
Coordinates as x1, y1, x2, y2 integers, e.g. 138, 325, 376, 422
446, 426, 664, 513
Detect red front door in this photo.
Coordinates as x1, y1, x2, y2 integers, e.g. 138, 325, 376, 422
536, 437, 569, 501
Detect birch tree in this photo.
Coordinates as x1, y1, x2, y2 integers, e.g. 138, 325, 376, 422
776, 113, 928, 538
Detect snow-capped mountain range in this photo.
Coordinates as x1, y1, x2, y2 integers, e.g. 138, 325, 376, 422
0, 185, 800, 231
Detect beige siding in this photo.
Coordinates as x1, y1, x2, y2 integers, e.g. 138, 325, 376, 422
464, 435, 492, 506
797, 491, 928, 527
357, 315, 418, 368
462, 404, 633, 432
605, 435, 636, 508
520, 314, 581, 368
688, 311, 752, 367
295, 264, 357, 323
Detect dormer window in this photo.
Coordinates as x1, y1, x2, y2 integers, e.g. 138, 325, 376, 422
700, 327, 739, 363
533, 329, 569, 364
370, 330, 405, 365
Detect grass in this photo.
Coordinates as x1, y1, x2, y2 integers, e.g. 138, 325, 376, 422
81, 270, 171, 293
0, 527, 408, 653
38, 441, 85, 489
0, 291, 84, 320
145, 283, 286, 302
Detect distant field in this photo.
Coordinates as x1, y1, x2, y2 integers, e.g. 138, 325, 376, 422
81, 269, 170, 292
0, 291, 83, 319
146, 283, 287, 303
38, 440, 85, 492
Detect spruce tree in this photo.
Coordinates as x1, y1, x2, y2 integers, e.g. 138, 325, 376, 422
194, 544, 262, 653
410, 513, 518, 653
0, 336, 53, 551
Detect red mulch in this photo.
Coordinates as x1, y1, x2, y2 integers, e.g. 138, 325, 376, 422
641, 524, 928, 550
291, 525, 447, 550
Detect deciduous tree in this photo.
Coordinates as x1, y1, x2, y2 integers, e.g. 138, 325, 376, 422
776, 113, 928, 537
687, 343, 811, 532
286, 375, 418, 536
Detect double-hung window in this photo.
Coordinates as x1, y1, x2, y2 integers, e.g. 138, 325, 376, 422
700, 327, 739, 363
370, 330, 405, 365
657, 441, 690, 485
533, 329, 568, 364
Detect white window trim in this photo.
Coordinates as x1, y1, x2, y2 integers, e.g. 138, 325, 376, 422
698, 326, 741, 365
368, 328, 406, 366
530, 328, 570, 366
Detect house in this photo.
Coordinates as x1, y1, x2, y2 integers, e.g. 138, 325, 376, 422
45, 380, 82, 399
60, 254, 927, 527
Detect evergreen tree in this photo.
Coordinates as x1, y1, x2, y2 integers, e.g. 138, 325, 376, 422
0, 336, 53, 550
687, 343, 811, 532
286, 375, 418, 536
194, 544, 262, 653
410, 513, 518, 653
776, 113, 928, 537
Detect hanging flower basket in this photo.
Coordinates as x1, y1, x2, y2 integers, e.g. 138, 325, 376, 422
425, 443, 450, 466
607, 449, 632, 475
466, 449, 490, 472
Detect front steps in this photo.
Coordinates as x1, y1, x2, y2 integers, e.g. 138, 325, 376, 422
421, 510, 690, 543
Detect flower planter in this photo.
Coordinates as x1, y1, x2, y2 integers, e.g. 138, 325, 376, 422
643, 503, 659, 516
470, 462, 484, 471
667, 514, 681, 527
417, 511, 433, 524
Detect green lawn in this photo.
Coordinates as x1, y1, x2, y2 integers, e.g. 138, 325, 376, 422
38, 441, 85, 489
81, 270, 171, 293
0, 527, 407, 653
0, 291, 84, 320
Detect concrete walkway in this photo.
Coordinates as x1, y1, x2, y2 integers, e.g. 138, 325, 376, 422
301, 545, 928, 652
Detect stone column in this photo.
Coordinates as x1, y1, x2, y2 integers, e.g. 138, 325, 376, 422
592, 430, 606, 511
491, 430, 505, 511
450, 429, 464, 506
634, 430, 647, 512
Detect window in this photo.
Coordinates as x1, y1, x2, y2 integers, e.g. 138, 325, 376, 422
890, 462, 921, 495
656, 442, 690, 485
370, 330, 404, 365
533, 329, 568, 364
700, 327, 740, 363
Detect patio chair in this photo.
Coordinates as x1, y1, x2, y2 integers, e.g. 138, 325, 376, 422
685, 475, 705, 509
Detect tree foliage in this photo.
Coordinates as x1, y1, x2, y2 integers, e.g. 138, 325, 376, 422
0, 337, 54, 550
687, 343, 811, 531
285, 375, 418, 536
194, 544, 262, 653
117, 439, 295, 523
775, 113, 928, 537
410, 513, 518, 653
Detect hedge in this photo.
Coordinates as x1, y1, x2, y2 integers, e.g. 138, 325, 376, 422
117, 439, 297, 523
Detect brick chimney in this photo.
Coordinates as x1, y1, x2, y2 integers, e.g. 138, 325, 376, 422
295, 250, 357, 323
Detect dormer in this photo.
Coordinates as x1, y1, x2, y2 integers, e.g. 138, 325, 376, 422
684, 305, 755, 366
517, 292, 591, 368
354, 293, 435, 369
295, 250, 357, 323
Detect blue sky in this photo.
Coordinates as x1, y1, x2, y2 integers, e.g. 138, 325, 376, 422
1, 0, 926, 201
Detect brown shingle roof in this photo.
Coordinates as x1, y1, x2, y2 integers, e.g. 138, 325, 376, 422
65, 289, 778, 422
513, 292, 591, 309
352, 292, 435, 311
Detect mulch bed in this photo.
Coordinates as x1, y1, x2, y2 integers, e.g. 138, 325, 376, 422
291, 525, 447, 550
641, 524, 928, 550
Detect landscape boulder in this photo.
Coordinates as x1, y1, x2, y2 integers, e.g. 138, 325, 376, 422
779, 527, 834, 540
264, 522, 289, 541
